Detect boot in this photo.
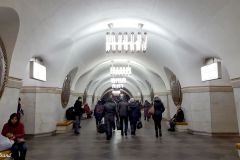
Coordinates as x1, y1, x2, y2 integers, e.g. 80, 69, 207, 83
155, 130, 158, 137
159, 129, 162, 137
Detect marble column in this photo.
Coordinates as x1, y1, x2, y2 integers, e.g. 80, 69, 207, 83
182, 86, 238, 135
0, 77, 22, 130
20, 87, 82, 135
232, 78, 240, 135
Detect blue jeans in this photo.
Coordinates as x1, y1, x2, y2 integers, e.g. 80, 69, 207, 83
74, 115, 81, 133
11, 142, 27, 160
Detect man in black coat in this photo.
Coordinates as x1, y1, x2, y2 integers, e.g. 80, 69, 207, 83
103, 96, 118, 140
74, 96, 83, 134
168, 106, 184, 132
118, 97, 129, 136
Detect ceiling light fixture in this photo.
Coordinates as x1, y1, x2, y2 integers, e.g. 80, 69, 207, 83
112, 84, 124, 89
106, 23, 147, 53
110, 66, 131, 76
111, 78, 127, 84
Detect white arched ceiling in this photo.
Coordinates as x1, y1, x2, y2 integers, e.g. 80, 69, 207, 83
0, 7, 19, 65
86, 74, 148, 96
73, 59, 167, 97
95, 81, 138, 98
1, 0, 240, 93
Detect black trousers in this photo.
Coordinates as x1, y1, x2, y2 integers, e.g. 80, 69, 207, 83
11, 142, 27, 160
120, 116, 128, 135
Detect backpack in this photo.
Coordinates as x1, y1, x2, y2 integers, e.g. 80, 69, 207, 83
66, 106, 75, 120
95, 105, 104, 118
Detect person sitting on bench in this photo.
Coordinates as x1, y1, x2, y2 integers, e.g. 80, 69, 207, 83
84, 103, 93, 119
168, 106, 184, 132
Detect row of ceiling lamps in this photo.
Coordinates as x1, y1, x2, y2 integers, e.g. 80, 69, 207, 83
106, 23, 147, 53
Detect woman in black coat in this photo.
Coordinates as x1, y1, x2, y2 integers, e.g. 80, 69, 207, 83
128, 98, 141, 135
152, 96, 165, 137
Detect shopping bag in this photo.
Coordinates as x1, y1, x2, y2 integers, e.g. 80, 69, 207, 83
0, 135, 14, 151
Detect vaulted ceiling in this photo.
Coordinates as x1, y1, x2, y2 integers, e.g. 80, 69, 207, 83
0, 0, 240, 97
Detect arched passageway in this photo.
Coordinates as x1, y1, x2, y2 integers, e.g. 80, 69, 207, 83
1, 1, 240, 159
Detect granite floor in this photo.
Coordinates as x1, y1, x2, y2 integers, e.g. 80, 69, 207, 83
26, 118, 240, 160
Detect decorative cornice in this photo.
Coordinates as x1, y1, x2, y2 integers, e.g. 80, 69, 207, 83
6, 76, 22, 89
20, 86, 62, 94
20, 86, 84, 96
231, 77, 240, 88
70, 91, 82, 97
182, 86, 233, 93
154, 91, 170, 96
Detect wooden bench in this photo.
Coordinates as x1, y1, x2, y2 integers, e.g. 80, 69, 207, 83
236, 143, 240, 157
175, 122, 188, 132
0, 150, 12, 160
56, 120, 73, 133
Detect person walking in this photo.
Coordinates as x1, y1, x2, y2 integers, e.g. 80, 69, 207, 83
128, 98, 141, 135
118, 97, 129, 136
152, 96, 165, 137
103, 96, 118, 140
143, 100, 151, 121
74, 97, 83, 135
94, 100, 104, 127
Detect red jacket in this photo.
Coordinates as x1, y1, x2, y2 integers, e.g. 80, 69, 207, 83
84, 104, 91, 113
1, 122, 25, 140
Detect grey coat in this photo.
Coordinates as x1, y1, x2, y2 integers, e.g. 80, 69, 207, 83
118, 100, 129, 117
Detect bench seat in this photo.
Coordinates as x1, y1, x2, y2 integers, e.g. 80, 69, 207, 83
56, 120, 73, 133
176, 122, 188, 125
0, 149, 12, 160
57, 120, 73, 126
176, 122, 188, 132
236, 143, 240, 157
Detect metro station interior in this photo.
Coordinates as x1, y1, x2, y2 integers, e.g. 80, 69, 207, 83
0, 1, 240, 159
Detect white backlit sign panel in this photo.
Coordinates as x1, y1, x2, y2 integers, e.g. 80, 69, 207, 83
112, 90, 121, 96
30, 61, 46, 81
201, 62, 221, 81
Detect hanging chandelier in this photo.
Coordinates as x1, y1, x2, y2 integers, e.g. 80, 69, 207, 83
111, 78, 127, 84
106, 23, 147, 53
112, 84, 124, 89
110, 66, 131, 76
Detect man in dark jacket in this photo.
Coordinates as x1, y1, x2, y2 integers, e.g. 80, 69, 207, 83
74, 97, 83, 135
168, 106, 184, 132
118, 97, 129, 136
103, 96, 118, 140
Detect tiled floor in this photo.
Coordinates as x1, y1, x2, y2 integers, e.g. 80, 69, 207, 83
26, 118, 240, 160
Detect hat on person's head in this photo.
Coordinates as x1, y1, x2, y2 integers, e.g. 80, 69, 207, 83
129, 98, 135, 103
154, 95, 160, 101
78, 96, 82, 100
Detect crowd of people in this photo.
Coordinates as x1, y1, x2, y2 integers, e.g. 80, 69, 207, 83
93, 95, 170, 140
0, 95, 184, 159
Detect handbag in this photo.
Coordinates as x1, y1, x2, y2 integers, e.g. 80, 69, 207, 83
0, 135, 14, 151
148, 105, 155, 115
116, 119, 121, 130
97, 118, 106, 133
136, 121, 142, 129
